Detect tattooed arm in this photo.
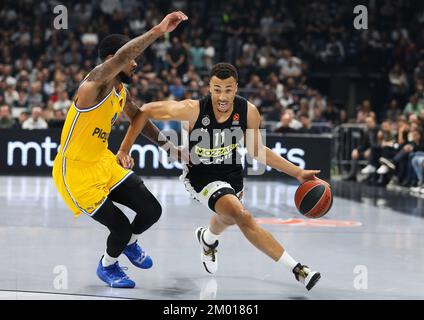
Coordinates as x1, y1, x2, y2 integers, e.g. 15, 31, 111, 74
76, 11, 188, 110
121, 89, 172, 150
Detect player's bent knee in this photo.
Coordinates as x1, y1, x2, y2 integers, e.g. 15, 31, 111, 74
233, 209, 254, 227
148, 198, 162, 224
127, 175, 162, 224
134, 195, 162, 228
217, 200, 251, 226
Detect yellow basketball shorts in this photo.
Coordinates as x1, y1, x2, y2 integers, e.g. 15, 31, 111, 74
52, 149, 132, 217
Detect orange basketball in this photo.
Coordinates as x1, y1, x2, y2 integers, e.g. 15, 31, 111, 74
294, 180, 333, 219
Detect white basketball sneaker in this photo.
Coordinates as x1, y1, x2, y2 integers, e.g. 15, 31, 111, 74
292, 263, 321, 291
195, 227, 219, 274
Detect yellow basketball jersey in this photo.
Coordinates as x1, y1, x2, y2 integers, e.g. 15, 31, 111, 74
59, 84, 126, 162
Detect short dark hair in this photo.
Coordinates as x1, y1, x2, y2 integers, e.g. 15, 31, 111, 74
98, 34, 130, 61
210, 63, 238, 82
299, 113, 309, 119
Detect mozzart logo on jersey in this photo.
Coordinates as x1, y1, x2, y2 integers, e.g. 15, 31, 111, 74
5, 135, 306, 173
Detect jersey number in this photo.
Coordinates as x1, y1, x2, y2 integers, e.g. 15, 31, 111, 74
214, 131, 225, 147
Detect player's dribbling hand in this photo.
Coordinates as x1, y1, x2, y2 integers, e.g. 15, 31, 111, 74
296, 169, 321, 184
116, 150, 134, 169
297, 169, 331, 189
157, 11, 188, 34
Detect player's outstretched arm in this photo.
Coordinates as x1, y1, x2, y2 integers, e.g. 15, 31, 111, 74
141, 99, 200, 123
77, 11, 188, 109
246, 102, 320, 183
117, 95, 195, 168
87, 11, 187, 84
122, 89, 171, 147
117, 92, 171, 168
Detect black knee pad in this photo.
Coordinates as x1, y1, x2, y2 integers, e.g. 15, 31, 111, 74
208, 187, 236, 212
150, 199, 162, 223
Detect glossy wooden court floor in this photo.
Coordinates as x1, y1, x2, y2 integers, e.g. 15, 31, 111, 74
0, 176, 423, 300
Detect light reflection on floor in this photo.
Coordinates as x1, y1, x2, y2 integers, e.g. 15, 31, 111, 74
1, 176, 424, 300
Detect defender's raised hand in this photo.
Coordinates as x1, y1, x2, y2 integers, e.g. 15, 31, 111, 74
157, 11, 188, 34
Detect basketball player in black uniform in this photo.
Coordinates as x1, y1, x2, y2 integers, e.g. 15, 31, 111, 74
118, 63, 322, 290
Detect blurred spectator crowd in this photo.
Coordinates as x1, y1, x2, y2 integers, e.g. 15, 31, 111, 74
0, 0, 424, 144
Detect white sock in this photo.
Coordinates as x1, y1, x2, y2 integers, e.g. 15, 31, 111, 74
128, 234, 138, 246
203, 227, 219, 247
102, 252, 118, 267
278, 251, 298, 272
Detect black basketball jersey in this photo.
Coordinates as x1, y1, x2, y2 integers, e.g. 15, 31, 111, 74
186, 95, 248, 193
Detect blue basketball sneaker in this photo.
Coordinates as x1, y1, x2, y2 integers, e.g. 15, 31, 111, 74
123, 241, 153, 269
96, 258, 135, 288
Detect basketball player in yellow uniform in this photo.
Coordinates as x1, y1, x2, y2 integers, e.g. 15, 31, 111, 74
52, 11, 188, 288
